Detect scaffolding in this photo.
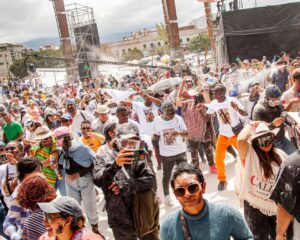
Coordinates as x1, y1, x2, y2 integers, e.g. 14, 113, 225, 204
65, 3, 101, 80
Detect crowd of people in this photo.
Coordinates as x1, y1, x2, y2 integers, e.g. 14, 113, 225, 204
0, 51, 299, 240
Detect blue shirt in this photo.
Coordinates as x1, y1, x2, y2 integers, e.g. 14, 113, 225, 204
160, 200, 253, 240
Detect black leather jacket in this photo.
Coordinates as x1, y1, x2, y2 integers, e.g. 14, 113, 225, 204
93, 149, 156, 228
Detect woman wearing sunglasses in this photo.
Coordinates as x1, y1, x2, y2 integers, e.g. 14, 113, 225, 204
237, 122, 290, 240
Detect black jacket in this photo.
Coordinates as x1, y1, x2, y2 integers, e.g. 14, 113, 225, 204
93, 150, 156, 228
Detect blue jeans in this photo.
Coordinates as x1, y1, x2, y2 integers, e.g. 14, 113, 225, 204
55, 170, 66, 196
0, 202, 7, 238
275, 137, 297, 155
65, 172, 98, 225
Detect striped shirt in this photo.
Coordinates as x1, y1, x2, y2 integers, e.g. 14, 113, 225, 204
21, 210, 46, 240
30, 145, 57, 186
3, 185, 31, 239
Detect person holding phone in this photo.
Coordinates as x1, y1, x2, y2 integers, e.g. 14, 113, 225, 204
93, 122, 157, 240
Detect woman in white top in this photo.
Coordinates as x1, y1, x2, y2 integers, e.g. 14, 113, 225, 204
237, 122, 289, 240
0, 141, 23, 208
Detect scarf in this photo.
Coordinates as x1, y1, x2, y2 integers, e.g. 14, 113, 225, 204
235, 144, 287, 216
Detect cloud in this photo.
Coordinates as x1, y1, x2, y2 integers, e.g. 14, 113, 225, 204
0, 0, 299, 44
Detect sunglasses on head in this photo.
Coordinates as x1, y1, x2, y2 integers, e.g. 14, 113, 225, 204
173, 183, 200, 198
257, 134, 275, 147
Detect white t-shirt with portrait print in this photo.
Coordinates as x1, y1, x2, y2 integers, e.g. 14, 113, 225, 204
153, 115, 187, 157
206, 96, 244, 138
132, 102, 159, 136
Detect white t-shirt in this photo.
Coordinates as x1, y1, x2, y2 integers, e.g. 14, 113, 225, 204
132, 102, 159, 136
206, 96, 244, 138
153, 115, 187, 157
0, 163, 17, 208
92, 115, 118, 135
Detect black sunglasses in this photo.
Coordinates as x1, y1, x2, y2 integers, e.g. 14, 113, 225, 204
6, 147, 16, 151
173, 183, 200, 198
81, 127, 91, 130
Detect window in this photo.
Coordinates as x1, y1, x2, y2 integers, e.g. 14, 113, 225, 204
150, 43, 154, 48
180, 39, 183, 43
122, 49, 126, 54
128, 48, 131, 51
116, 50, 119, 56
143, 44, 147, 49
0, 62, 4, 65
186, 38, 190, 42
157, 42, 161, 46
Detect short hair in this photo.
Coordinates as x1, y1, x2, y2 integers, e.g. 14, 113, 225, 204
81, 120, 91, 127
17, 174, 56, 210
116, 106, 128, 116
17, 157, 42, 181
170, 163, 205, 189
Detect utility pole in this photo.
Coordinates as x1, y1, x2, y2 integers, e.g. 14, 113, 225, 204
50, 0, 76, 82
161, 0, 184, 60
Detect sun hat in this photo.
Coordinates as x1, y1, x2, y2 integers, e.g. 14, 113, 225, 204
95, 105, 110, 114
35, 126, 53, 141
249, 123, 279, 143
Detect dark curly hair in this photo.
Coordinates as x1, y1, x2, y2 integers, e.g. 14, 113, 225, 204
17, 174, 56, 210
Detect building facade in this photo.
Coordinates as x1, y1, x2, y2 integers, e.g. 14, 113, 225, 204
0, 43, 26, 80
101, 25, 206, 59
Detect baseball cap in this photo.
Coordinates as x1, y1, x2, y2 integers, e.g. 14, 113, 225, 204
0, 104, 7, 116
65, 98, 76, 105
116, 123, 139, 139
38, 196, 82, 218
265, 85, 281, 98
161, 101, 175, 111
61, 113, 72, 121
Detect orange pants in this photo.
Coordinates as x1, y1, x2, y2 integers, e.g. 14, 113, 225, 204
215, 135, 238, 181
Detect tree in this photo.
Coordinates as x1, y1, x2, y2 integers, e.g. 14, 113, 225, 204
9, 48, 65, 79
123, 48, 144, 61
189, 33, 212, 63
9, 59, 28, 79
155, 23, 170, 55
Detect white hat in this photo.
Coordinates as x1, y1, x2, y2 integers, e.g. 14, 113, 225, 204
95, 105, 110, 114
249, 123, 279, 143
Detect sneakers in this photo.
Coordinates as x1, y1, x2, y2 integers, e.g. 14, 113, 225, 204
209, 165, 218, 174
164, 195, 174, 207
218, 181, 227, 191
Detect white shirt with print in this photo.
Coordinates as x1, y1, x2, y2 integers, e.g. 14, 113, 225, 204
153, 115, 187, 157
206, 97, 244, 138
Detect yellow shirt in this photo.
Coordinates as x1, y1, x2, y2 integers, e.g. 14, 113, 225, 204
80, 133, 105, 153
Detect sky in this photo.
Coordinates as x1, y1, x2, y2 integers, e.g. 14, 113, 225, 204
0, 0, 298, 44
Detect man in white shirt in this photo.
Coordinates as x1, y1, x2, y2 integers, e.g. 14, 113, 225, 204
92, 105, 118, 135
206, 84, 247, 191
153, 102, 188, 206
122, 89, 162, 169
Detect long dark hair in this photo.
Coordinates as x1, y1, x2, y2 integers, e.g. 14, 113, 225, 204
252, 137, 282, 179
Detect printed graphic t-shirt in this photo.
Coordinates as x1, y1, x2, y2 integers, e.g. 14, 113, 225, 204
133, 102, 159, 136
206, 97, 243, 137
153, 115, 187, 157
